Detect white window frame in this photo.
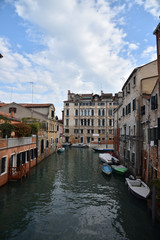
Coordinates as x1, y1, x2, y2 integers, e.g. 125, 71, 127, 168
0, 155, 8, 176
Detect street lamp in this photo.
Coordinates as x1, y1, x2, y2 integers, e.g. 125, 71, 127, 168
0, 53, 3, 58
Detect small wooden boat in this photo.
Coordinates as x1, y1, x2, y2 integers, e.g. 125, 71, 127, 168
111, 165, 127, 175
125, 178, 150, 199
99, 153, 119, 165
57, 147, 65, 153
102, 164, 112, 176
93, 148, 114, 154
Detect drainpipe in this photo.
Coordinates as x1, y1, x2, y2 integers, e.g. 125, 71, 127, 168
146, 99, 150, 184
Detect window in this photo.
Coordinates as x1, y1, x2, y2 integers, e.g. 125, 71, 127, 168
74, 129, 79, 134
9, 107, 16, 113
75, 109, 78, 116
126, 103, 131, 115
22, 152, 26, 164
148, 127, 158, 145
102, 109, 105, 116
51, 110, 54, 119
91, 119, 94, 126
102, 119, 105, 126
66, 109, 69, 116
91, 129, 94, 134
27, 150, 30, 162
98, 109, 101, 116
66, 119, 69, 126
75, 119, 78, 126
0, 156, 7, 175
98, 129, 101, 134
65, 129, 69, 133
98, 119, 101, 126
128, 83, 130, 93
34, 148, 38, 158
108, 109, 112, 116
123, 108, 125, 116
151, 94, 158, 110
66, 103, 69, 106
91, 109, 94, 116
80, 129, 83, 134
133, 98, 136, 111
133, 125, 136, 136
87, 129, 90, 134
109, 129, 112, 134
141, 105, 145, 115
30, 149, 34, 160
109, 119, 113, 127
133, 76, 136, 86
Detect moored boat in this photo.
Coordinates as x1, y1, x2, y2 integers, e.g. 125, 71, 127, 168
99, 153, 119, 165
57, 147, 65, 153
71, 143, 89, 148
111, 165, 127, 175
125, 177, 150, 199
102, 164, 112, 176
93, 148, 114, 154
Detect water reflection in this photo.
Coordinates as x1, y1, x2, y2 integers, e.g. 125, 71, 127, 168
0, 148, 160, 240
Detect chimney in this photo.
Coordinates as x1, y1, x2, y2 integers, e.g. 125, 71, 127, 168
153, 23, 160, 82
10, 108, 14, 118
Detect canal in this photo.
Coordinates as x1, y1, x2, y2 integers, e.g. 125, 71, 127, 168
0, 148, 160, 240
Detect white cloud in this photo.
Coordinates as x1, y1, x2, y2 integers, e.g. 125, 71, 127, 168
135, 0, 160, 17
1, 0, 144, 117
129, 43, 139, 50
141, 45, 157, 61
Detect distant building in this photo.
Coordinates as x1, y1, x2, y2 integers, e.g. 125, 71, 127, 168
0, 111, 37, 187
63, 90, 122, 146
0, 102, 58, 160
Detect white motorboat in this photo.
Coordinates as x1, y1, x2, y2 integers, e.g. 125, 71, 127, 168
99, 153, 119, 165
125, 177, 150, 199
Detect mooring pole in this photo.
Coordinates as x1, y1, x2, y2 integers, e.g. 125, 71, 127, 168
152, 184, 156, 225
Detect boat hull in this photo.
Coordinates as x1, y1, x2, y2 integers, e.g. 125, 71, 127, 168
111, 165, 127, 175
125, 178, 150, 199
102, 164, 112, 176
93, 148, 114, 154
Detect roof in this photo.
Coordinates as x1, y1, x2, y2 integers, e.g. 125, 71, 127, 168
0, 103, 7, 107
21, 103, 53, 108
122, 60, 157, 90
0, 111, 21, 122
153, 23, 160, 35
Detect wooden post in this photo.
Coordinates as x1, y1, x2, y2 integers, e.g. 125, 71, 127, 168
152, 184, 156, 225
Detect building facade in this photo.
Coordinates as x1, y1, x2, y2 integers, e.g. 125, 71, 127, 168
114, 60, 158, 177
0, 102, 58, 159
63, 90, 122, 146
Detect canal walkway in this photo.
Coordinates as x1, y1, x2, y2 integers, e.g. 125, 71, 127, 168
0, 148, 160, 240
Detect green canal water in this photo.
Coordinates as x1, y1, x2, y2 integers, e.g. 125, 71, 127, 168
0, 148, 160, 240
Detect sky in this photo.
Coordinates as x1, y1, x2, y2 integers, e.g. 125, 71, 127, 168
0, 0, 160, 118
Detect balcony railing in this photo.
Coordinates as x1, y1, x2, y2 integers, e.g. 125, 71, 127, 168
8, 137, 34, 148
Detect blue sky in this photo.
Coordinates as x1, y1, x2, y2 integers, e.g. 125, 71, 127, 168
0, 0, 160, 118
